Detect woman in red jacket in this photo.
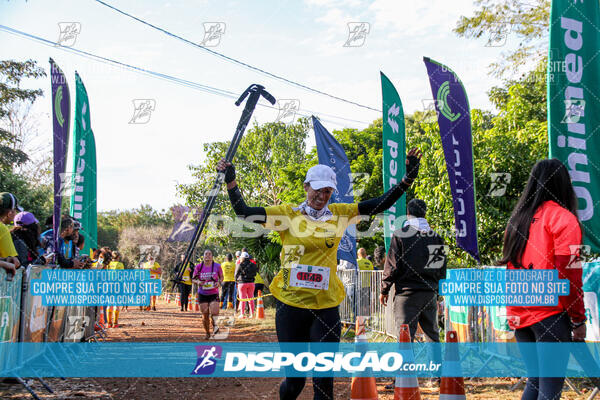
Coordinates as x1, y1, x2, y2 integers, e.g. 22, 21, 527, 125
500, 159, 586, 400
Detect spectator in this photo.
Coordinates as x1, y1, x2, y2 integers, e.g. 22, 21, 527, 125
45, 218, 83, 269
0, 192, 22, 271
107, 251, 125, 328
142, 254, 162, 311
373, 246, 386, 270
235, 251, 257, 319
220, 253, 236, 309
380, 198, 446, 387
177, 254, 194, 312
500, 159, 585, 400
11, 211, 46, 267
76, 232, 85, 252
253, 263, 266, 300
357, 248, 374, 316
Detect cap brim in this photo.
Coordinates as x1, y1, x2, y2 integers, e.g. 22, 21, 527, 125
16, 206, 23, 212
309, 181, 337, 191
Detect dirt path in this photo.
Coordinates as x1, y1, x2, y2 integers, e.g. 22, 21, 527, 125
1, 298, 593, 399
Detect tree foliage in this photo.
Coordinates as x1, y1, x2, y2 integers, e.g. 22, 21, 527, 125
454, 0, 550, 77
97, 205, 173, 249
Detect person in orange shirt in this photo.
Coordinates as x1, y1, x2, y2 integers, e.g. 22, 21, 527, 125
500, 159, 586, 400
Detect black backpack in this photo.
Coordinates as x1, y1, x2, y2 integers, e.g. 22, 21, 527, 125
238, 258, 258, 283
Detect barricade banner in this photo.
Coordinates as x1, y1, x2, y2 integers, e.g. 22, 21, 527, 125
446, 305, 470, 342
20, 265, 50, 343
63, 306, 88, 342
583, 261, 600, 341
46, 305, 67, 342
84, 307, 97, 340
0, 267, 23, 374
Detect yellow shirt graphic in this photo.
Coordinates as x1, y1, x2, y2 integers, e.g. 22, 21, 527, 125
107, 261, 124, 270
221, 261, 236, 282
265, 203, 359, 309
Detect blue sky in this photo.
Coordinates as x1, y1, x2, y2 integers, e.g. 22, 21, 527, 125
0, 0, 518, 212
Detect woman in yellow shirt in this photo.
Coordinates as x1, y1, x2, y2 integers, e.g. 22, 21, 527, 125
217, 148, 421, 399
177, 254, 194, 311
142, 255, 162, 311
220, 253, 236, 309
107, 251, 124, 328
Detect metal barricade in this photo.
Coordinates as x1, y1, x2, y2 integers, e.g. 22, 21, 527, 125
336, 269, 400, 340
337, 269, 357, 327
1, 267, 24, 375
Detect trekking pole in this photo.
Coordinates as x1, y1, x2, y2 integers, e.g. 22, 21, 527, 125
172, 84, 275, 284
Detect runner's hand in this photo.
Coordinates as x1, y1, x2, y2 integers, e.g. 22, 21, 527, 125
573, 324, 586, 341
379, 293, 388, 306
404, 148, 422, 184
6, 256, 20, 269
216, 158, 236, 184
1, 261, 16, 277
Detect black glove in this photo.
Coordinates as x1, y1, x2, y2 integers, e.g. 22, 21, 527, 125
219, 163, 236, 184
404, 153, 420, 184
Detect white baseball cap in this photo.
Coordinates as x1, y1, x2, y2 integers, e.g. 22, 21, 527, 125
304, 165, 337, 191
240, 251, 250, 259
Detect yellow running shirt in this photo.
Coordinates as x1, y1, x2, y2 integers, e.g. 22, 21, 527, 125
265, 203, 359, 309
143, 261, 161, 279
181, 263, 193, 285
357, 258, 374, 288
221, 261, 236, 282
107, 261, 124, 270
254, 272, 264, 285
0, 223, 17, 257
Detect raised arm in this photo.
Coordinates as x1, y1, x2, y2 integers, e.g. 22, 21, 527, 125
358, 148, 422, 216
216, 158, 267, 223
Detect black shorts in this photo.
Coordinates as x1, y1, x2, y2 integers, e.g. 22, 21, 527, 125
197, 293, 219, 304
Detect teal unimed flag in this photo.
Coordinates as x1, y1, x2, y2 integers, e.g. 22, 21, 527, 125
380, 72, 406, 252
70, 72, 97, 254
548, 0, 600, 252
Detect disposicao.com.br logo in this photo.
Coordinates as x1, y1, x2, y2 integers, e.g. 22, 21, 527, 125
193, 349, 440, 375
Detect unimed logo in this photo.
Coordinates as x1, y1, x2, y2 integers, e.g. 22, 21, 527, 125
191, 345, 222, 375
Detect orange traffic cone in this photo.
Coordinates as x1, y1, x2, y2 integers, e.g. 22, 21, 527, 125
394, 324, 421, 400
440, 331, 466, 400
176, 293, 181, 307
350, 316, 378, 400
256, 290, 265, 319
194, 295, 200, 312
167, 293, 172, 303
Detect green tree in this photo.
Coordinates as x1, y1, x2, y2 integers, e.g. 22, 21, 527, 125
454, 0, 550, 77
97, 205, 173, 249
0, 59, 50, 220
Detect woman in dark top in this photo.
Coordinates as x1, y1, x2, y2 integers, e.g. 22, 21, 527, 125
11, 211, 46, 267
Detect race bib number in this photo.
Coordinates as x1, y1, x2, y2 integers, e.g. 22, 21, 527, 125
202, 281, 216, 290
289, 264, 330, 290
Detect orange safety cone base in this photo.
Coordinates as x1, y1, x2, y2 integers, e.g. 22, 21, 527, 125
394, 386, 421, 400
350, 376, 378, 400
